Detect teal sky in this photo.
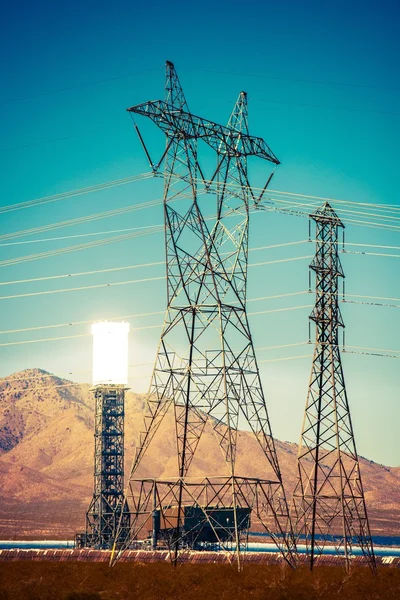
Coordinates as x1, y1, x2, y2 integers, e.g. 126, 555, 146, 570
0, 0, 399, 466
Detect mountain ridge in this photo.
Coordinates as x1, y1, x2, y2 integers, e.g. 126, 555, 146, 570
0, 368, 398, 539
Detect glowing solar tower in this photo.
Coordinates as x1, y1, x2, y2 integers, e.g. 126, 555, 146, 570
85, 322, 131, 549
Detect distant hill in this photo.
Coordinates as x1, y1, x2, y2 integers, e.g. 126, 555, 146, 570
0, 368, 398, 539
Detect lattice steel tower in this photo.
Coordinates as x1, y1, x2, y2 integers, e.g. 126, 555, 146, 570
85, 384, 131, 549
292, 202, 376, 571
112, 62, 296, 569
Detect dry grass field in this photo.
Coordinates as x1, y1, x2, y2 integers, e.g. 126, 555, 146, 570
0, 562, 399, 600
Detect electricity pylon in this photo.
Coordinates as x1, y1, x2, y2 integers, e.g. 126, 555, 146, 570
292, 202, 376, 572
112, 61, 295, 569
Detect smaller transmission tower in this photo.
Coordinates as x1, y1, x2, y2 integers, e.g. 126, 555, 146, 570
292, 202, 376, 572
84, 323, 131, 549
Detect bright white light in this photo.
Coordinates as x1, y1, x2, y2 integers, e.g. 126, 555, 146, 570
92, 321, 130, 386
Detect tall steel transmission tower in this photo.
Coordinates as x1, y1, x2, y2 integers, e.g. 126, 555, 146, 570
292, 202, 376, 571
112, 61, 295, 569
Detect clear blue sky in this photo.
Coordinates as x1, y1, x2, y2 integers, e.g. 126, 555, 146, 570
0, 0, 399, 465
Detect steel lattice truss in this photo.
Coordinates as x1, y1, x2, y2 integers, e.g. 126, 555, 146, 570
112, 61, 295, 569
85, 385, 130, 549
292, 203, 376, 572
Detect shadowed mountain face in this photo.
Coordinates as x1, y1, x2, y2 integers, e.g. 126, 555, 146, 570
0, 368, 398, 539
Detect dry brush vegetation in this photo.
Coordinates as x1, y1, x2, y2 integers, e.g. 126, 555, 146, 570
0, 563, 399, 600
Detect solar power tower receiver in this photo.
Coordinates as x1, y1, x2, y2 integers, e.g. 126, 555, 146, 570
112, 61, 296, 570
84, 323, 131, 549
292, 203, 376, 572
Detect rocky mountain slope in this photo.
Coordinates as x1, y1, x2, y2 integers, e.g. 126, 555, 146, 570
0, 368, 398, 539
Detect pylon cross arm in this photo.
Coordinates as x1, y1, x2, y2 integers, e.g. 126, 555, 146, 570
127, 100, 280, 163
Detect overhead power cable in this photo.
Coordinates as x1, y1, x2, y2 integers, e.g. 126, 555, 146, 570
0, 241, 309, 287
189, 176, 400, 212
0, 292, 310, 335
0, 323, 164, 347
342, 250, 400, 259
2, 226, 400, 260
0, 226, 164, 248
0, 225, 164, 268
2, 67, 162, 104
0, 310, 166, 335
255, 204, 400, 233
4, 64, 396, 105
0, 236, 397, 289
0, 260, 165, 287
251, 95, 400, 117
191, 67, 400, 93
259, 354, 313, 363
0, 172, 155, 215
0, 256, 315, 301
0, 303, 314, 345
2, 291, 393, 341
0, 193, 166, 241
2, 171, 399, 220
3, 343, 399, 387
0, 275, 166, 301
264, 187, 400, 211
0, 191, 397, 260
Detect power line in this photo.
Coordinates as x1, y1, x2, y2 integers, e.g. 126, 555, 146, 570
343, 350, 400, 359
252, 95, 400, 117
0, 310, 165, 335
0, 275, 166, 301
0, 323, 163, 347
256, 203, 400, 233
345, 344, 400, 354
2, 171, 399, 221
1, 64, 396, 154
0, 178, 398, 257
191, 67, 400, 94
0, 225, 164, 248
0, 241, 309, 287
3, 343, 399, 387
0, 303, 313, 345
0, 280, 309, 303
255, 341, 309, 352
0, 293, 310, 335
0, 236, 397, 296
0, 260, 165, 287
196, 176, 400, 215
259, 354, 313, 363
1, 199, 398, 269
0, 171, 155, 215
248, 304, 313, 317
1, 67, 162, 104
0, 192, 165, 241
0, 269, 398, 315
2, 226, 400, 259
267, 189, 400, 211
256, 196, 400, 222
344, 299, 400, 309
249, 255, 313, 268
312, 240, 400, 251
342, 250, 400, 259
4, 64, 396, 107
0, 257, 317, 301
0, 226, 164, 268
